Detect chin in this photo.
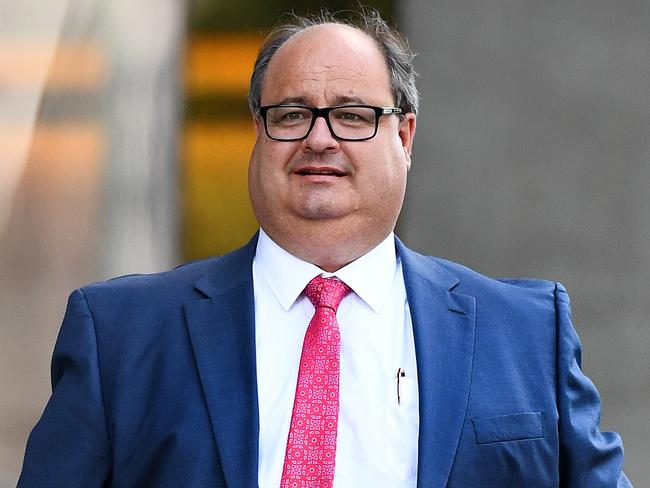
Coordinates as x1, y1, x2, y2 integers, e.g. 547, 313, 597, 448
293, 197, 351, 220
296, 205, 349, 221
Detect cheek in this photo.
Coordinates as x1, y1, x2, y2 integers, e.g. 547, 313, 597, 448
377, 159, 408, 206
358, 164, 406, 208
250, 143, 277, 183
256, 140, 296, 173
373, 141, 409, 182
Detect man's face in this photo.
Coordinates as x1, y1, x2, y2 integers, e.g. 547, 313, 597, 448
248, 23, 416, 269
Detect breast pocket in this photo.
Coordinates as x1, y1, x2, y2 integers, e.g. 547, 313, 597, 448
471, 411, 544, 444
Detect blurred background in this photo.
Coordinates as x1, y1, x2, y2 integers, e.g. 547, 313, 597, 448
0, 0, 647, 485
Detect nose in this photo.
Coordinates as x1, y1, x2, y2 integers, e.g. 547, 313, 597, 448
303, 115, 340, 153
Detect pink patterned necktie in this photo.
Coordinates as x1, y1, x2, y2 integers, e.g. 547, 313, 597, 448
280, 276, 352, 488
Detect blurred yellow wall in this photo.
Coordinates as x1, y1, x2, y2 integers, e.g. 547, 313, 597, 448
183, 34, 263, 259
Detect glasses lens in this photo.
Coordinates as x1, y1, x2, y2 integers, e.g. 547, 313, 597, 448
329, 106, 376, 140
266, 107, 313, 140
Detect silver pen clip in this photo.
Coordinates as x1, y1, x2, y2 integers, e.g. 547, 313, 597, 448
397, 368, 406, 405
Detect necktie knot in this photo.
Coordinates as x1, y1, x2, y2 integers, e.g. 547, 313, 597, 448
305, 276, 351, 312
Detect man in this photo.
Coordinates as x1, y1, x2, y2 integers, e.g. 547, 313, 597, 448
19, 9, 631, 488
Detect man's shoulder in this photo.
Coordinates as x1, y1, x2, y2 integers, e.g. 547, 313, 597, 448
402, 247, 561, 326
399, 243, 559, 299
437, 256, 556, 292
79, 238, 257, 305
82, 255, 217, 294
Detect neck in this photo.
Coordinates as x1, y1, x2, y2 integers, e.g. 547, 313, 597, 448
262, 224, 392, 272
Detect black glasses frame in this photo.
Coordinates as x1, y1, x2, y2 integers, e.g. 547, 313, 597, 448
257, 104, 403, 141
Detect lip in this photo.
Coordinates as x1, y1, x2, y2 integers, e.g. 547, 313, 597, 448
291, 165, 348, 180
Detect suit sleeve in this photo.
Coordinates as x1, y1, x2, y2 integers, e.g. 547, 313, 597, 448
555, 283, 632, 487
18, 288, 112, 487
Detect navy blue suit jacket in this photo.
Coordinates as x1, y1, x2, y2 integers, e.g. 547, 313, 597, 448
19, 235, 631, 487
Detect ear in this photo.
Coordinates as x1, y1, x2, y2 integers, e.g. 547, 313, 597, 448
253, 114, 263, 136
398, 113, 416, 170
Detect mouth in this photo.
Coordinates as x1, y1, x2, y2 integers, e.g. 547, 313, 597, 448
293, 166, 347, 177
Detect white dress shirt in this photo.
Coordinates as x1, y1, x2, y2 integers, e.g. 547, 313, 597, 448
253, 229, 418, 488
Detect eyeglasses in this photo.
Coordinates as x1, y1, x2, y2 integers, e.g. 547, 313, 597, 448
257, 104, 403, 141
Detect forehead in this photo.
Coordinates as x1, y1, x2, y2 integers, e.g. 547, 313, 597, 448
261, 24, 393, 105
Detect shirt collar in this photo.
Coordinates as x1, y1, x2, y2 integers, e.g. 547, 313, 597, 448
254, 228, 398, 313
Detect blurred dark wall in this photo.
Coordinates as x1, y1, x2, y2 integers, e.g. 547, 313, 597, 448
399, 1, 649, 483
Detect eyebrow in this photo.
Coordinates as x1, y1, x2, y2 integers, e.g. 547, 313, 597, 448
332, 95, 366, 105
274, 95, 368, 106
276, 96, 309, 105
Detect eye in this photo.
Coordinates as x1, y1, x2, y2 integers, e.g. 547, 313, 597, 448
331, 107, 375, 124
284, 111, 306, 120
267, 107, 312, 126
277, 109, 303, 120
340, 111, 362, 121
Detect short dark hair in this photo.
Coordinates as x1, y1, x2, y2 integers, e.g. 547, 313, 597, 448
248, 8, 419, 116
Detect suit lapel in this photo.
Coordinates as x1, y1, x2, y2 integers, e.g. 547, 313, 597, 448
183, 235, 474, 487
397, 239, 476, 488
184, 236, 259, 488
